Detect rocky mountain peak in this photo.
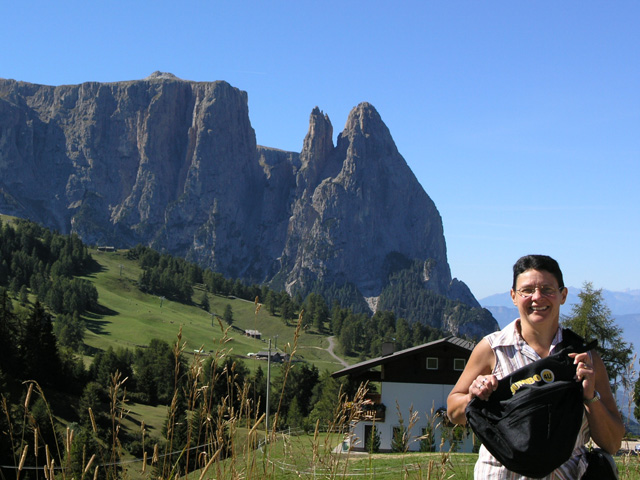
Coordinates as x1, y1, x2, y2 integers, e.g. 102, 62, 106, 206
144, 71, 182, 81
298, 107, 339, 191
301, 107, 333, 166
343, 102, 385, 135
337, 102, 400, 165
281, 101, 479, 309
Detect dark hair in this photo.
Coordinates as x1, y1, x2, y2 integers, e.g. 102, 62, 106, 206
512, 254, 564, 290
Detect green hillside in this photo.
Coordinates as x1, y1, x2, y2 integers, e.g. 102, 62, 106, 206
0, 215, 363, 478
82, 249, 348, 373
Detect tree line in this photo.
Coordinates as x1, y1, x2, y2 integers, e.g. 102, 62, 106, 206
127, 244, 455, 359
0, 219, 98, 316
377, 259, 496, 333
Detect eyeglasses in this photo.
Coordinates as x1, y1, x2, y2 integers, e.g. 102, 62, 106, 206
515, 285, 563, 298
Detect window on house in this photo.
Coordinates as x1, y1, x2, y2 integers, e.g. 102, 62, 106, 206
453, 358, 466, 371
426, 357, 438, 370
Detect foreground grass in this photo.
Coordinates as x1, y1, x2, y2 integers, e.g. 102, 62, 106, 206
243, 432, 640, 480
116, 427, 478, 480
260, 431, 477, 480
619, 454, 640, 480
6, 359, 640, 480
115, 430, 640, 480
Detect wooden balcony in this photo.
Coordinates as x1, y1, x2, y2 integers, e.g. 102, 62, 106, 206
361, 393, 386, 422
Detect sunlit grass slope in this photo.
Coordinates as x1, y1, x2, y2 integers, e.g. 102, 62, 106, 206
82, 250, 345, 372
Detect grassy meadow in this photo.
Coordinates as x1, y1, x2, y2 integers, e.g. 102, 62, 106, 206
81, 249, 343, 372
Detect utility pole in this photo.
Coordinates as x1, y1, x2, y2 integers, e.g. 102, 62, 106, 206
266, 338, 271, 435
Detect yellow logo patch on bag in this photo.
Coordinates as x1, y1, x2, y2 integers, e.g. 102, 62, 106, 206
510, 368, 556, 395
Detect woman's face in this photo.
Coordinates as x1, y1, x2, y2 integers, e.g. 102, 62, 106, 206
510, 269, 567, 327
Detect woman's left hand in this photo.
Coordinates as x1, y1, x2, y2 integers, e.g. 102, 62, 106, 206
569, 352, 596, 400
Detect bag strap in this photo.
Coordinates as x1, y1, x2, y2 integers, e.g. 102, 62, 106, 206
559, 328, 598, 353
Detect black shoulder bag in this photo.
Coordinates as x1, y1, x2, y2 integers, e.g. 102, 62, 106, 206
582, 447, 619, 479
465, 329, 596, 478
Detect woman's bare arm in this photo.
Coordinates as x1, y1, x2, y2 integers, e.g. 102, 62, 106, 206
447, 339, 497, 424
579, 351, 624, 454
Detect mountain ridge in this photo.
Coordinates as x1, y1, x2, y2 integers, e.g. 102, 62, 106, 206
480, 287, 640, 315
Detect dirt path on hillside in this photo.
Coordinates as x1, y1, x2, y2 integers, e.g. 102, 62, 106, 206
327, 336, 349, 367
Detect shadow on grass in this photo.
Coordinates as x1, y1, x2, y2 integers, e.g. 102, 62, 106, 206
83, 303, 119, 335
82, 257, 107, 278
91, 303, 119, 317
84, 317, 111, 336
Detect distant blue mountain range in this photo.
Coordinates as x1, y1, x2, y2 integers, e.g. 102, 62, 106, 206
480, 287, 640, 314
480, 288, 640, 351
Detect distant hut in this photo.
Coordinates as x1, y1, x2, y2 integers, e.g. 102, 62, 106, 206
245, 329, 262, 340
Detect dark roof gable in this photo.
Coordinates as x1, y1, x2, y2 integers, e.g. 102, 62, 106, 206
331, 336, 475, 379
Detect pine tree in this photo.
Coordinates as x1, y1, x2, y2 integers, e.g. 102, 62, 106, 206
265, 290, 278, 316
281, 297, 295, 325
18, 284, 28, 305
251, 366, 267, 416
223, 304, 233, 325
286, 396, 304, 430
0, 287, 18, 373
66, 424, 101, 480
391, 422, 407, 452
200, 291, 210, 312
561, 281, 632, 387
20, 301, 61, 385
308, 371, 342, 426
365, 425, 381, 453
312, 294, 329, 333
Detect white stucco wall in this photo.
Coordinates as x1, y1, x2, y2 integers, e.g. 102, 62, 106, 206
350, 382, 475, 453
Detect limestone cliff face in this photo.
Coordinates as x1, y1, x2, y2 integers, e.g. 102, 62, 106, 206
0, 73, 490, 332
0, 73, 265, 279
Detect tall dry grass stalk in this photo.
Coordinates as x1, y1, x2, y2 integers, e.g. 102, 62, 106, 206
269, 309, 303, 440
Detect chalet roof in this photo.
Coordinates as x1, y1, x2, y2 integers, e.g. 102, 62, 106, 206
255, 351, 281, 357
331, 336, 475, 378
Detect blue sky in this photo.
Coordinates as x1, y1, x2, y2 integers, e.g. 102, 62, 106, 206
2, 1, 638, 299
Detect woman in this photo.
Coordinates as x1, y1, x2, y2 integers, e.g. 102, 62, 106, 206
447, 254, 623, 479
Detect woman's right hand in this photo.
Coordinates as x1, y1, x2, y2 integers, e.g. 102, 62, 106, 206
447, 339, 497, 424
469, 374, 498, 401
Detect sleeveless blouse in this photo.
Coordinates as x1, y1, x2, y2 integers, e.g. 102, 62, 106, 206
474, 319, 590, 479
